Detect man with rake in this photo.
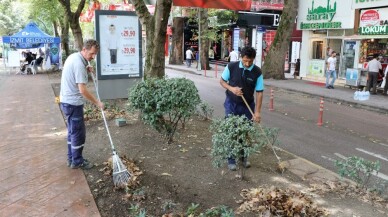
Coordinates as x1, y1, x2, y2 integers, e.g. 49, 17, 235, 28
60, 39, 104, 169
220, 46, 264, 171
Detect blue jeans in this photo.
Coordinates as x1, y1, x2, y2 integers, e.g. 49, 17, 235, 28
224, 96, 255, 165
326, 70, 336, 87
186, 59, 192, 67
60, 103, 86, 166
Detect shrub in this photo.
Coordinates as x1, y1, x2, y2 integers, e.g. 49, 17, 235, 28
210, 115, 276, 173
128, 78, 200, 143
196, 101, 214, 120
335, 156, 380, 188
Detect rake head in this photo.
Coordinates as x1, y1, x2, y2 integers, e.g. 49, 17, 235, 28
112, 154, 132, 188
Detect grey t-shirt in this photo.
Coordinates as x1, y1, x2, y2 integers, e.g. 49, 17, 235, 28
60, 52, 88, 105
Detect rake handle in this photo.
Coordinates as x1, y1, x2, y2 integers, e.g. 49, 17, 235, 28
241, 95, 255, 117
90, 70, 116, 153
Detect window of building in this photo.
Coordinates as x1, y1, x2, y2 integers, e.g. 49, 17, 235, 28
312, 40, 324, 59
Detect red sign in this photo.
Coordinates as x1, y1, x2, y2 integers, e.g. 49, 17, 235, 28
173, 0, 252, 10
360, 10, 380, 26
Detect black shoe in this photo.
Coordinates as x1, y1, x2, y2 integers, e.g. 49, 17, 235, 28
70, 159, 93, 170
330, 85, 335, 89
326, 86, 332, 89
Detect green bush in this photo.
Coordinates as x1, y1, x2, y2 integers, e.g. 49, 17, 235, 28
210, 115, 274, 169
128, 78, 200, 143
196, 101, 214, 120
335, 156, 380, 188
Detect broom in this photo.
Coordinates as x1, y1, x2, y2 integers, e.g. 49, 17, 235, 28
89, 69, 131, 187
240, 95, 281, 162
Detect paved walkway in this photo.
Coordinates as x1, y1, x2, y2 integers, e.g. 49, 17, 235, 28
0, 68, 100, 216
165, 60, 388, 113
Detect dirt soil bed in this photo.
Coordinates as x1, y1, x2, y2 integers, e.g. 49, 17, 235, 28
48, 71, 388, 217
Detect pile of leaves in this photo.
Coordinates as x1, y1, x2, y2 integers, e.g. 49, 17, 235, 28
236, 186, 329, 216
84, 99, 129, 121
309, 181, 388, 211
101, 155, 143, 189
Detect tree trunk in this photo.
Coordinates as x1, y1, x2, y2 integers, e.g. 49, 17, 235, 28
69, 18, 84, 51
169, 17, 184, 65
262, 0, 298, 79
57, 0, 86, 51
131, 0, 172, 79
199, 8, 210, 70
59, 17, 70, 58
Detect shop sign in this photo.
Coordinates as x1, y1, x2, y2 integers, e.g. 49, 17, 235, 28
297, 0, 354, 30
298, 0, 347, 30
352, 0, 386, 9
359, 8, 388, 35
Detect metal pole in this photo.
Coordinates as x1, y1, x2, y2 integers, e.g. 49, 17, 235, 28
197, 8, 201, 71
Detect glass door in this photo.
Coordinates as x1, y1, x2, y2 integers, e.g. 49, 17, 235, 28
340, 40, 359, 78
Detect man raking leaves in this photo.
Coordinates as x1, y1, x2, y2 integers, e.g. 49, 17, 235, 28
220, 47, 264, 171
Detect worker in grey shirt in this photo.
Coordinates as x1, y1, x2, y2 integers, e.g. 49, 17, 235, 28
60, 39, 104, 169
365, 53, 382, 94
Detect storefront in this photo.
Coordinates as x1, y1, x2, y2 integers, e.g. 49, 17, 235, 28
232, 10, 282, 67
298, 0, 388, 87
297, 0, 356, 79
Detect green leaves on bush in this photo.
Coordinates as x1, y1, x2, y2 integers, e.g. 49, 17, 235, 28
210, 115, 276, 169
335, 156, 380, 188
128, 78, 200, 143
197, 102, 214, 120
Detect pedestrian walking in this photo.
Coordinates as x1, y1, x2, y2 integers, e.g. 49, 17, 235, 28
186, 47, 193, 68
220, 47, 264, 171
365, 53, 382, 95
228, 48, 239, 62
59, 39, 104, 169
326, 51, 337, 89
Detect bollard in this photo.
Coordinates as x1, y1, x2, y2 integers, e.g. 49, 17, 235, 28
204, 64, 207, 77
317, 97, 324, 126
269, 88, 274, 111
215, 61, 218, 78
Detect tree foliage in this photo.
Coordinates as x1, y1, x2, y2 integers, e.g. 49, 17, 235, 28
0, 0, 27, 36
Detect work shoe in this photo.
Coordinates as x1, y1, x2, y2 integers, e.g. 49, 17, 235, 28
243, 160, 251, 168
228, 163, 237, 171
67, 160, 72, 167
70, 159, 93, 170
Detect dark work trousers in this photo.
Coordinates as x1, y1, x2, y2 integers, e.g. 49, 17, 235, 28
367, 72, 378, 94
110, 49, 117, 64
60, 103, 86, 166
224, 96, 255, 165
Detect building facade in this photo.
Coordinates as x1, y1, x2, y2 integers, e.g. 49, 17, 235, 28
297, 0, 388, 84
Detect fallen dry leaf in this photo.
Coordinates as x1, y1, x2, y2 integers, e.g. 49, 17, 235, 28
161, 173, 172, 177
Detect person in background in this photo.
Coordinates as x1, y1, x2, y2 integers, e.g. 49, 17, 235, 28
228, 48, 239, 62
60, 39, 104, 169
326, 47, 333, 59
185, 47, 193, 68
365, 53, 382, 95
220, 47, 264, 171
383, 66, 388, 96
294, 59, 300, 79
326, 51, 337, 89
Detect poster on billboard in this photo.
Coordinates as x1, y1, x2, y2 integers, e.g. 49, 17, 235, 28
95, 10, 142, 79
